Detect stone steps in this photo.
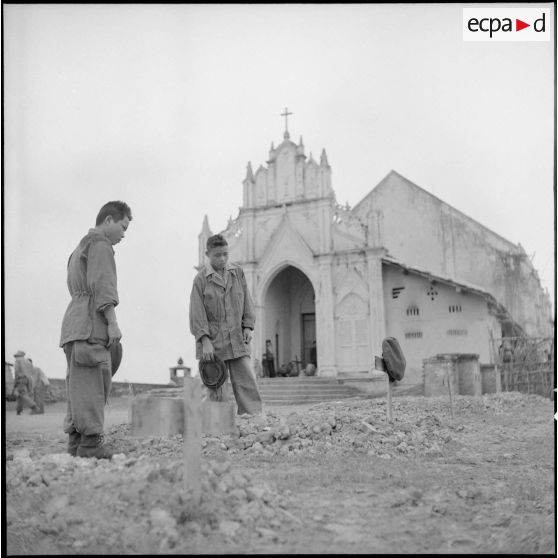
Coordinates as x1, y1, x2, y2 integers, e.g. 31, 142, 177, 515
143, 375, 389, 406
256, 377, 365, 405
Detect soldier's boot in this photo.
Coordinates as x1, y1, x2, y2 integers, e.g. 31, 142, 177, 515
76, 434, 114, 459
67, 431, 81, 457
30, 405, 41, 415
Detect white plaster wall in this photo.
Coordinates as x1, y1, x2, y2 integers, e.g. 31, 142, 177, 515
382, 264, 496, 386
359, 172, 511, 283
354, 171, 552, 337
254, 212, 283, 258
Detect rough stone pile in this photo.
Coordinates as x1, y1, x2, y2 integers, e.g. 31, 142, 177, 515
6, 449, 295, 554
100, 392, 539, 462
212, 399, 455, 459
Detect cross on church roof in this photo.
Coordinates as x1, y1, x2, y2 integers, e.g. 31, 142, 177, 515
281, 107, 292, 139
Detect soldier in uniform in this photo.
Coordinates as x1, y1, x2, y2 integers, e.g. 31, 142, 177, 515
189, 234, 262, 415
12, 351, 39, 415
60, 201, 132, 458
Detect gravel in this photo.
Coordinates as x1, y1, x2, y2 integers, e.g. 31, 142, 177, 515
6, 391, 549, 554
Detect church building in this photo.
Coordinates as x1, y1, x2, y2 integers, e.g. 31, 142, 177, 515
197, 118, 553, 387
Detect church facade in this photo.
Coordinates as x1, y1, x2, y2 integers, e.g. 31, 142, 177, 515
197, 127, 553, 386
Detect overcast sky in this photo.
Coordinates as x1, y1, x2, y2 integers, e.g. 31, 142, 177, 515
4, 3, 555, 384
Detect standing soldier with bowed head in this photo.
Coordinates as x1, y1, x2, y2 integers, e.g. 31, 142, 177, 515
60, 201, 132, 458
189, 234, 263, 415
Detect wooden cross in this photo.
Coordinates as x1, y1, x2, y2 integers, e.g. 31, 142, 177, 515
281, 107, 293, 135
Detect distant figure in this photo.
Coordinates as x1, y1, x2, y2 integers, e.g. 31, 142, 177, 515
28, 358, 50, 414
12, 350, 39, 415
60, 201, 132, 459
189, 234, 263, 415
262, 339, 276, 378
5, 362, 15, 393
310, 340, 317, 367
499, 340, 514, 390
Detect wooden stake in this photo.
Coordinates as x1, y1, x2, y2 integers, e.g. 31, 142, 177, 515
386, 376, 393, 422
374, 356, 392, 421
183, 376, 202, 504
445, 364, 455, 420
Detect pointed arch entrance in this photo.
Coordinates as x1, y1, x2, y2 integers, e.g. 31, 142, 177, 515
263, 265, 316, 373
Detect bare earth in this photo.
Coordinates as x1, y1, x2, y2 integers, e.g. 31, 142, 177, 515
5, 392, 555, 555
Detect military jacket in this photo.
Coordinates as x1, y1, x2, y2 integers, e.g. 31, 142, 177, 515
189, 263, 255, 361
60, 229, 119, 347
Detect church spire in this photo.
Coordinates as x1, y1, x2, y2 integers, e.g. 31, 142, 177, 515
296, 135, 305, 157
245, 161, 254, 181
320, 148, 329, 167
201, 214, 211, 236
198, 214, 213, 267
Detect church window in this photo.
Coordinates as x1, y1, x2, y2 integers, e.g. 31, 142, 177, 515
426, 286, 438, 300
405, 331, 423, 339
447, 329, 468, 336
392, 287, 405, 299
406, 305, 419, 316
449, 305, 462, 313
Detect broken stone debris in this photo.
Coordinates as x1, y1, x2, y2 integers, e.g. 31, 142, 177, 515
6, 449, 295, 553
5, 392, 544, 554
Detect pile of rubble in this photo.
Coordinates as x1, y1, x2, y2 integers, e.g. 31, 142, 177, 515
6, 392, 550, 554
98, 392, 541, 462
6, 448, 296, 554
100, 394, 497, 461
207, 397, 457, 459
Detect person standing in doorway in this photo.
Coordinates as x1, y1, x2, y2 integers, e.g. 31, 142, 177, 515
189, 234, 263, 415
60, 201, 132, 458
310, 340, 317, 367
263, 339, 276, 378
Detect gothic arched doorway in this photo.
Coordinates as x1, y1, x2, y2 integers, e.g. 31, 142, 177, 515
263, 266, 316, 374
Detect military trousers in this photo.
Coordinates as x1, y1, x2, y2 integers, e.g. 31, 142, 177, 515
208, 356, 262, 415
63, 341, 112, 436
16, 390, 36, 414
33, 384, 45, 413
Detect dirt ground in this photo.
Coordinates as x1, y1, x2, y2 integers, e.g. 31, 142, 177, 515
4, 391, 556, 555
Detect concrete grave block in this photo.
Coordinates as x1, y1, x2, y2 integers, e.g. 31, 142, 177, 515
131, 396, 184, 437
201, 400, 237, 435
130, 395, 237, 437
423, 356, 459, 397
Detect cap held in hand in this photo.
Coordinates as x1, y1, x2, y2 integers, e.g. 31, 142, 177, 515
199, 355, 227, 389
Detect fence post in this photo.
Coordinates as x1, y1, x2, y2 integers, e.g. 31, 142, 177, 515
386, 378, 393, 422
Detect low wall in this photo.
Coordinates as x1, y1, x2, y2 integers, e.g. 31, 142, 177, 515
44, 378, 175, 403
